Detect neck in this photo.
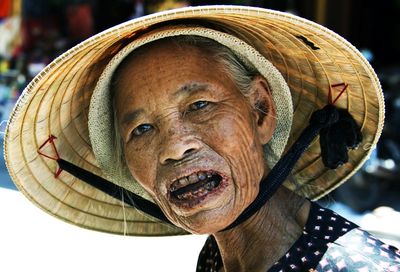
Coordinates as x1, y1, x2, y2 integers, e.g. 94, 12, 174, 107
213, 186, 310, 272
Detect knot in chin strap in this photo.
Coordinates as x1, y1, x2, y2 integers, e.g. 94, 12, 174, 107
222, 103, 362, 231
310, 104, 340, 126
317, 105, 363, 169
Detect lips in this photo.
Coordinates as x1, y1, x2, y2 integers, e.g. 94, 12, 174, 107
169, 171, 222, 201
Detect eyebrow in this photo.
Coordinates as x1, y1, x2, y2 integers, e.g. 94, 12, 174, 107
173, 82, 209, 98
122, 109, 144, 126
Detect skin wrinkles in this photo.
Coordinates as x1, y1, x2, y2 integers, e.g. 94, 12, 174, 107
122, 86, 220, 143
216, 189, 309, 271
172, 82, 210, 98
114, 39, 310, 271
122, 109, 144, 128
217, 109, 260, 209
114, 40, 273, 234
217, 100, 262, 184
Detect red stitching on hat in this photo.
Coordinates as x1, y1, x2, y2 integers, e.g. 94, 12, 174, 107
37, 135, 63, 178
329, 83, 348, 105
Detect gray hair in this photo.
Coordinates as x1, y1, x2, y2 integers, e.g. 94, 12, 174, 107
111, 35, 261, 181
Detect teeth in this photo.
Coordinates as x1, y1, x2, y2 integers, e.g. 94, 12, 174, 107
174, 180, 217, 201
179, 177, 189, 187
170, 171, 217, 193
198, 172, 206, 181
205, 180, 215, 191
188, 173, 199, 184
171, 173, 222, 201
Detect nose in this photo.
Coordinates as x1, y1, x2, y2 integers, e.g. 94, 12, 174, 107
159, 127, 201, 165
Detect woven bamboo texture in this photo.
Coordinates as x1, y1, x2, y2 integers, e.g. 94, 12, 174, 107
4, 6, 384, 236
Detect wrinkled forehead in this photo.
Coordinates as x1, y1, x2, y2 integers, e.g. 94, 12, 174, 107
110, 36, 233, 100
115, 36, 214, 63
111, 38, 230, 109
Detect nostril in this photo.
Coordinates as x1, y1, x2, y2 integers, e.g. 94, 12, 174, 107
183, 148, 196, 156
159, 139, 201, 165
161, 147, 198, 165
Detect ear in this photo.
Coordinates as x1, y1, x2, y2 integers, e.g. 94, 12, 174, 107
248, 75, 277, 145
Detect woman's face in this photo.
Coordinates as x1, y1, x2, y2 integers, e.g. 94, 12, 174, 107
114, 40, 275, 234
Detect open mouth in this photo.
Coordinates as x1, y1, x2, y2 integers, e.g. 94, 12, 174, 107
169, 171, 222, 201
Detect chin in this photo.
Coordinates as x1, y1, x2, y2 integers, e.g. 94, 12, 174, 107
176, 213, 233, 235
167, 197, 239, 234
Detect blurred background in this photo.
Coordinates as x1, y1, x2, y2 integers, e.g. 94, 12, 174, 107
1, 0, 400, 271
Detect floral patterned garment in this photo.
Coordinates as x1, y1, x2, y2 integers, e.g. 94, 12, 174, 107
197, 202, 400, 272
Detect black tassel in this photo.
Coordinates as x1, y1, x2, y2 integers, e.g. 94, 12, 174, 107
223, 103, 343, 231
318, 105, 363, 169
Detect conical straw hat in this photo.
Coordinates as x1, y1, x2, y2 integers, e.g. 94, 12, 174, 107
4, 6, 384, 236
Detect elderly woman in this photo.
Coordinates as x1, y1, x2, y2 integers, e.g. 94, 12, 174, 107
5, 6, 400, 271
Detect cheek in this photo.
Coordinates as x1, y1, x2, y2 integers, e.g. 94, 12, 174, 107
124, 143, 158, 195
207, 110, 259, 160
202, 109, 265, 185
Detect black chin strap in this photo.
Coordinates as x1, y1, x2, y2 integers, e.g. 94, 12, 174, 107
57, 158, 173, 225
222, 104, 356, 231
49, 103, 361, 231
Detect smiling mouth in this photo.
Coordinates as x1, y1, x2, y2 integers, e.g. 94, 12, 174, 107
169, 171, 222, 201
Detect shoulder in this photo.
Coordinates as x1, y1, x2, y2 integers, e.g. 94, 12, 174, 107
309, 203, 400, 271
316, 228, 400, 271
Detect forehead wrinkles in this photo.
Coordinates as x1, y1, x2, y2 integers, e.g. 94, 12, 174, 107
116, 39, 225, 80
115, 47, 214, 97
155, 106, 180, 123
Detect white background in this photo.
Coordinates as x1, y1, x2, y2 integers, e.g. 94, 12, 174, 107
0, 188, 207, 272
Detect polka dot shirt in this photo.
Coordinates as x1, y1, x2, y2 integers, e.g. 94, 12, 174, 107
196, 202, 400, 271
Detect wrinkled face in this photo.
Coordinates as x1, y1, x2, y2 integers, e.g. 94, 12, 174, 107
114, 40, 275, 234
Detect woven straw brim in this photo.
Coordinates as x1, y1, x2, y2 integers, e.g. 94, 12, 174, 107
4, 6, 384, 236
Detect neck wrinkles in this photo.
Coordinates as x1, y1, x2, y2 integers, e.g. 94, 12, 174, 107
213, 187, 310, 272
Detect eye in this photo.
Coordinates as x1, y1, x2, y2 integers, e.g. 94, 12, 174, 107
132, 124, 153, 137
188, 101, 209, 112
